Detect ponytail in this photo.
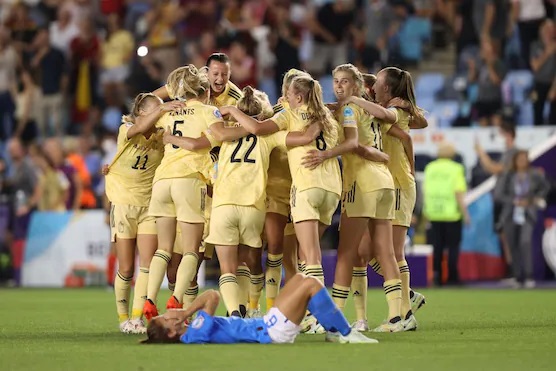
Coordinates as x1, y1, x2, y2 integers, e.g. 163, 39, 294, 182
381, 67, 424, 118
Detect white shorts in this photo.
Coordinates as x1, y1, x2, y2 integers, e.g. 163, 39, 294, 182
264, 307, 300, 344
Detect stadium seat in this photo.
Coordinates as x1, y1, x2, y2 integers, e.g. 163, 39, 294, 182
430, 100, 459, 128
415, 73, 445, 100
457, 45, 479, 73
417, 96, 436, 114
503, 70, 534, 106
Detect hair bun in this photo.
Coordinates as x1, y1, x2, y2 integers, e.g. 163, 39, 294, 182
242, 86, 255, 97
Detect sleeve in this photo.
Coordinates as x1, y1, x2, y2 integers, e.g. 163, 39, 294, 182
273, 103, 284, 115
205, 108, 224, 147
341, 105, 357, 127
117, 123, 132, 144
270, 109, 290, 131
270, 130, 288, 149
455, 164, 467, 193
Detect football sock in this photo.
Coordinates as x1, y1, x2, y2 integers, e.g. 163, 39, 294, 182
297, 260, 306, 273
308, 287, 351, 336
369, 258, 383, 276
236, 265, 251, 308
351, 267, 368, 321
265, 253, 283, 309
305, 264, 324, 284
249, 273, 265, 310
131, 267, 149, 320
107, 252, 117, 286
331, 283, 350, 311
398, 260, 411, 318
147, 250, 172, 302
173, 252, 199, 303
384, 279, 402, 322
115, 271, 132, 322
168, 282, 175, 292
219, 273, 241, 315
183, 284, 199, 309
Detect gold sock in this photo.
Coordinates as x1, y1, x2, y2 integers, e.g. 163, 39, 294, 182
236, 265, 251, 308
398, 260, 411, 318
219, 273, 241, 315
183, 284, 199, 309
173, 252, 199, 303
249, 273, 265, 310
351, 267, 368, 321
168, 282, 175, 292
369, 258, 383, 276
147, 250, 172, 302
331, 283, 350, 311
265, 253, 283, 309
297, 260, 307, 274
384, 279, 402, 321
131, 267, 149, 320
115, 271, 132, 322
305, 264, 324, 284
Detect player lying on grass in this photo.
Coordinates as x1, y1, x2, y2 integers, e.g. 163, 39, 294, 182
142, 274, 377, 344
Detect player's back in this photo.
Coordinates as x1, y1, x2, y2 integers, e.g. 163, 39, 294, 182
105, 123, 164, 206
380, 107, 414, 187
180, 311, 271, 344
154, 101, 221, 184
272, 105, 341, 195
213, 131, 284, 210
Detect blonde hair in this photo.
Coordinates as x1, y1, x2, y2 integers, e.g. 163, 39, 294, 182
281, 68, 310, 98
332, 63, 364, 97
380, 67, 424, 118
122, 93, 163, 123
236, 86, 274, 120
290, 76, 337, 140
165, 64, 210, 101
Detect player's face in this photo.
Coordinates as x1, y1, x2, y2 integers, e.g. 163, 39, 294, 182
333, 71, 356, 102
154, 312, 187, 337
373, 72, 389, 105
208, 61, 230, 95
286, 85, 302, 109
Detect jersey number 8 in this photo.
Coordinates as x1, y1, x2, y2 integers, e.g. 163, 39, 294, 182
230, 134, 258, 163
316, 131, 327, 151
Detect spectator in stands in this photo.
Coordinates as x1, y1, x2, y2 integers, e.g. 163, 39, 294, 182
306, 0, 356, 78
468, 38, 507, 126
145, 0, 181, 79
13, 68, 41, 144
511, 0, 547, 68
43, 138, 82, 211
531, 19, 556, 126
455, 0, 479, 62
423, 142, 470, 286
0, 26, 18, 141
229, 40, 257, 89
49, 5, 80, 57
64, 136, 97, 209
30, 27, 67, 138
495, 150, 550, 288
100, 13, 134, 97
359, 0, 395, 71
4, 2, 38, 59
472, 0, 510, 53
30, 146, 68, 212
126, 55, 164, 98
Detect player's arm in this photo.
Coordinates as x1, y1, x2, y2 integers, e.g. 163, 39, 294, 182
207, 121, 250, 142
220, 106, 280, 136
130, 101, 185, 138
152, 85, 170, 101
474, 140, 503, 175
409, 113, 428, 129
181, 290, 220, 318
387, 125, 415, 176
284, 122, 321, 147
354, 145, 389, 163
162, 127, 212, 151
346, 96, 397, 123
302, 127, 358, 170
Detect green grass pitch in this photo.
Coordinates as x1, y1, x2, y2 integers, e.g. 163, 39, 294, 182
1, 288, 555, 371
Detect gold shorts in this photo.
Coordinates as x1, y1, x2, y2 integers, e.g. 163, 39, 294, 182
200, 196, 215, 259
393, 184, 416, 227
149, 177, 206, 223
110, 204, 157, 240
290, 187, 340, 226
266, 195, 290, 217
206, 205, 265, 248
342, 183, 395, 220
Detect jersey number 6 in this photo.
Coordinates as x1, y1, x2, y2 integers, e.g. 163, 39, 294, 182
230, 134, 257, 163
172, 120, 184, 149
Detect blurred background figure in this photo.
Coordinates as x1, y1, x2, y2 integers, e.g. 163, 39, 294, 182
495, 151, 550, 288
423, 142, 470, 286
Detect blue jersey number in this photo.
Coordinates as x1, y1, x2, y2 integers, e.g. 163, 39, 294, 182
265, 315, 278, 328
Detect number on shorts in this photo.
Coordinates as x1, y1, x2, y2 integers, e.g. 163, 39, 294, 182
172, 120, 184, 149
315, 131, 327, 151
265, 315, 278, 328
230, 134, 258, 163
131, 155, 148, 170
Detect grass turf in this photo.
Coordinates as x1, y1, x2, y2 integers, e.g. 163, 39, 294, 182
1, 288, 555, 371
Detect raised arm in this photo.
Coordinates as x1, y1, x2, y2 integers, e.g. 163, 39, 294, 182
474, 140, 504, 175
207, 121, 250, 142
284, 122, 321, 147
302, 127, 358, 170
181, 290, 221, 318
387, 125, 415, 176
346, 96, 397, 123
129, 101, 185, 138
221, 106, 280, 136
152, 85, 170, 101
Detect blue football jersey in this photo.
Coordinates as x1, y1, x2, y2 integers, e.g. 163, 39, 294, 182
180, 311, 273, 344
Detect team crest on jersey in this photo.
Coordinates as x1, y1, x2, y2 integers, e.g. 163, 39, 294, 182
213, 109, 223, 119
191, 315, 205, 329
343, 107, 354, 117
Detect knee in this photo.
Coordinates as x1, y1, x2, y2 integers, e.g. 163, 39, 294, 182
303, 275, 324, 293
118, 266, 134, 278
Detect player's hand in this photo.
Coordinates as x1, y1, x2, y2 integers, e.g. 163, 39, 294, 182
389, 97, 409, 109
325, 102, 339, 112
163, 126, 174, 145
379, 152, 390, 164
302, 149, 329, 170
16, 205, 30, 217
160, 100, 185, 113
101, 164, 110, 175
219, 105, 233, 116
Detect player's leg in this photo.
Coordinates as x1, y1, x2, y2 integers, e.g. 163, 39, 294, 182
166, 226, 182, 293
216, 244, 242, 316
236, 248, 250, 314
106, 242, 117, 287
114, 237, 136, 330
282, 230, 298, 282
294, 220, 323, 281
351, 229, 371, 331
246, 246, 264, 316
264, 212, 288, 309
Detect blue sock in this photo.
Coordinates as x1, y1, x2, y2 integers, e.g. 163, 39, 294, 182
307, 287, 351, 336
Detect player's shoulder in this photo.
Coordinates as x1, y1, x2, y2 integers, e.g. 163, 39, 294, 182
198, 103, 224, 120
226, 81, 243, 101
273, 102, 285, 115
